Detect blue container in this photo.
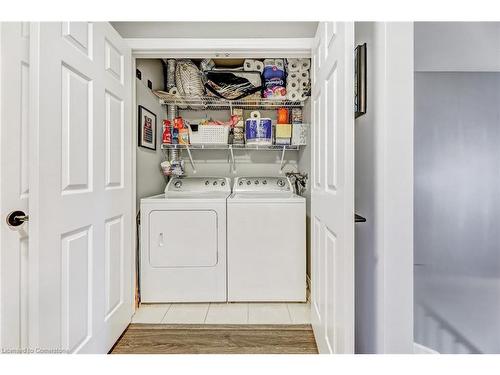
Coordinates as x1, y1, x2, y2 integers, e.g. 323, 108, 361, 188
245, 118, 272, 144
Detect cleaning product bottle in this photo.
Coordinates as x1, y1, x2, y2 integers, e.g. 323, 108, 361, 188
162, 119, 172, 144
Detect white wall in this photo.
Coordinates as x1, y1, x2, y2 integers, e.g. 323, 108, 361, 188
136, 59, 167, 209
354, 22, 414, 354
112, 22, 318, 39
414, 22, 500, 72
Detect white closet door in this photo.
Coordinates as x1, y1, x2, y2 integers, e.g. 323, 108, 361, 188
0, 22, 30, 351
29, 22, 133, 353
310, 22, 355, 354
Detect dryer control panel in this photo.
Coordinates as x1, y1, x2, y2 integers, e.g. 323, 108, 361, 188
166, 177, 231, 193
233, 177, 292, 193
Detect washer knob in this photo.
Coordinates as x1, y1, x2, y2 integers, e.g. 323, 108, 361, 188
213, 181, 218, 186
262, 180, 267, 185
174, 180, 182, 188
239, 181, 243, 186
277, 179, 285, 187
247, 180, 251, 185
205, 180, 210, 186
221, 181, 226, 186
254, 180, 259, 185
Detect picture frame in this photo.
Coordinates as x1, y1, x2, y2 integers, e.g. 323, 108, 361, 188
138, 105, 157, 150
355, 43, 367, 118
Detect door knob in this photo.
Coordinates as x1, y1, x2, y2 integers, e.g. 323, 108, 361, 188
6, 210, 29, 228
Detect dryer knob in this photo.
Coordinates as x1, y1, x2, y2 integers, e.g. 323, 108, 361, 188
247, 180, 251, 185
174, 180, 182, 188
254, 180, 259, 185
213, 181, 218, 186
239, 181, 243, 186
277, 179, 285, 187
262, 180, 267, 185
205, 180, 210, 186
221, 181, 226, 186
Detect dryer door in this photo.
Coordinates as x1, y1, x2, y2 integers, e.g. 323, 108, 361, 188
149, 210, 218, 267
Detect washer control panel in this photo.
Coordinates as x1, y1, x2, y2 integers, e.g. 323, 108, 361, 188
233, 177, 292, 193
166, 177, 231, 193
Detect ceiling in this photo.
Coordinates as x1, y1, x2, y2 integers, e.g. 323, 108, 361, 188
111, 22, 318, 39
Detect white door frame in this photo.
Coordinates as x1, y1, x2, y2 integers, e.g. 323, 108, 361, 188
354, 22, 414, 353
128, 38, 314, 308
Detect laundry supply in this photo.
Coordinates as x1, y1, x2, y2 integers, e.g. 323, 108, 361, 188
178, 128, 189, 145
275, 124, 292, 145
243, 59, 264, 73
292, 123, 308, 145
277, 108, 289, 124
162, 119, 172, 144
285, 58, 311, 102
262, 61, 287, 99
245, 111, 272, 145
291, 108, 303, 124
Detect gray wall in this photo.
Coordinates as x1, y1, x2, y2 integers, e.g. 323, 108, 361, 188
136, 59, 167, 210
414, 21, 500, 354
414, 72, 500, 353
415, 22, 500, 72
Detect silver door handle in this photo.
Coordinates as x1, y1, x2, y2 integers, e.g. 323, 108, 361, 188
6, 210, 29, 228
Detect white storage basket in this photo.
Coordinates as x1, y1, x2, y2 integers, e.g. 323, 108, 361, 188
189, 124, 229, 145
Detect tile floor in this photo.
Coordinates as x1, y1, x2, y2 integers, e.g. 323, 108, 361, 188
132, 302, 311, 325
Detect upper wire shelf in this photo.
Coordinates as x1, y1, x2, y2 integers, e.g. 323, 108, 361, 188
153, 90, 305, 110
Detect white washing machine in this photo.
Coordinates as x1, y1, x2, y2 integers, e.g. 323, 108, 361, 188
140, 177, 231, 303
227, 177, 306, 302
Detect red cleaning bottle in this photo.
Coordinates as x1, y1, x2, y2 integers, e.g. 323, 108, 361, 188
162, 119, 172, 144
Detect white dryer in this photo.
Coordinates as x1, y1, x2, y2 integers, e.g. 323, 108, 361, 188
140, 177, 231, 302
227, 177, 306, 302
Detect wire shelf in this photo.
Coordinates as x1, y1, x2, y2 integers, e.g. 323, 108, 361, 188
161, 144, 301, 151
154, 90, 306, 110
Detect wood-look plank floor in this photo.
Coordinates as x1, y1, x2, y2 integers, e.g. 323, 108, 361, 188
111, 324, 318, 354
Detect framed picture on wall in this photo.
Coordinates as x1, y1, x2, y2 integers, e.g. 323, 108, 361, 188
355, 43, 367, 118
138, 105, 157, 150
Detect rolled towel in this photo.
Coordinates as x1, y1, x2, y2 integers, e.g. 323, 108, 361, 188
243, 59, 255, 71
298, 90, 308, 101
168, 86, 187, 109
287, 77, 301, 91
298, 70, 310, 81
287, 90, 300, 101
298, 58, 311, 71
274, 58, 285, 70
254, 60, 264, 73
263, 58, 276, 67
287, 58, 300, 72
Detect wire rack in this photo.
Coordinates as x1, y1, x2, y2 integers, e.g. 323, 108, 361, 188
161, 144, 301, 151
154, 90, 306, 110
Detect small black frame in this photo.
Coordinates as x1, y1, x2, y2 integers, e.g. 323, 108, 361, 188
355, 43, 367, 118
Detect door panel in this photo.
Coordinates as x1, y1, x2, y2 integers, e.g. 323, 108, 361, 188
1, 22, 30, 351
29, 22, 132, 353
311, 22, 355, 354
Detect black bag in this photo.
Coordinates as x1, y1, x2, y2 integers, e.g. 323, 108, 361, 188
204, 70, 263, 100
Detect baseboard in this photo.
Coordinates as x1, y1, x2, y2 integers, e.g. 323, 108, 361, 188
414, 342, 439, 354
